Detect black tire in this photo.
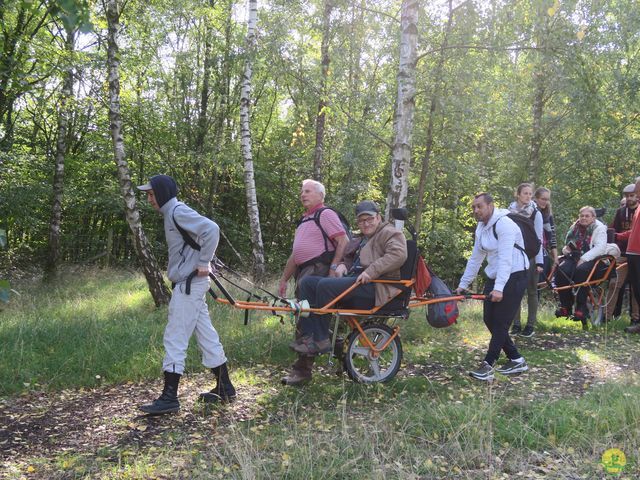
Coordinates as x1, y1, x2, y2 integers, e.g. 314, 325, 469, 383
343, 323, 402, 383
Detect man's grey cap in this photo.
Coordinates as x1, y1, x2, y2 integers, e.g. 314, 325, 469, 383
623, 184, 636, 194
137, 182, 153, 191
356, 200, 380, 217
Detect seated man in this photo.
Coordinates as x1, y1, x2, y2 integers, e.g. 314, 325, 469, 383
290, 200, 408, 360
555, 206, 608, 322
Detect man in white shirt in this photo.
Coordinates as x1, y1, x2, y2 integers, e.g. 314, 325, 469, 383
455, 193, 530, 381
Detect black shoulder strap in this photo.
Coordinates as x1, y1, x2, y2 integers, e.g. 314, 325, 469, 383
172, 205, 201, 251
493, 215, 526, 255
296, 207, 332, 252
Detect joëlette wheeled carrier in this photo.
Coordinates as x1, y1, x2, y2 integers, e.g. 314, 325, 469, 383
191, 209, 484, 384
538, 254, 619, 329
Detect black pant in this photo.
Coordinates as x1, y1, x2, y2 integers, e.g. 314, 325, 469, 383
483, 270, 528, 365
555, 257, 608, 312
627, 254, 640, 315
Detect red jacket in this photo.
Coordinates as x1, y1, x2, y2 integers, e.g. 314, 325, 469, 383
617, 207, 640, 255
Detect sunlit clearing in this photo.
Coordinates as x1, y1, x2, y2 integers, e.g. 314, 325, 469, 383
575, 348, 624, 381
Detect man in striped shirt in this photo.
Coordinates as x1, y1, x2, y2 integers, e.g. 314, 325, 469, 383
279, 179, 348, 385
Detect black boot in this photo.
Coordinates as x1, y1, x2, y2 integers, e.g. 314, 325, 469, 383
139, 371, 181, 415
199, 362, 236, 404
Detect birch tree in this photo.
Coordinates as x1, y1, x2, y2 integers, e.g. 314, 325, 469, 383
105, 0, 170, 306
386, 0, 418, 225
44, 24, 75, 281
239, 0, 266, 279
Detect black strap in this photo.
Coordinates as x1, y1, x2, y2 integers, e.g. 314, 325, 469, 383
172, 205, 201, 251
297, 207, 335, 252
492, 218, 528, 256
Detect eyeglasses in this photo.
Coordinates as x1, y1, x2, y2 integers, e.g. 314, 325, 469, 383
357, 216, 377, 226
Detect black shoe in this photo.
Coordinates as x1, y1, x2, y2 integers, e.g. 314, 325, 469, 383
139, 371, 181, 415
198, 384, 236, 404
510, 325, 521, 335
520, 325, 534, 338
496, 358, 528, 375
469, 361, 494, 381
555, 306, 571, 318
199, 363, 237, 404
139, 393, 180, 415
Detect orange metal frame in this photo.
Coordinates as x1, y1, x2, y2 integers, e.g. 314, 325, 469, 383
538, 255, 617, 313
211, 275, 485, 356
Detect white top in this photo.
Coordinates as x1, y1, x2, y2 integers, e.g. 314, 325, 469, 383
458, 208, 530, 293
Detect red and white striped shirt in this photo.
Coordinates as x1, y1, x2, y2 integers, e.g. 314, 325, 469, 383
292, 204, 346, 265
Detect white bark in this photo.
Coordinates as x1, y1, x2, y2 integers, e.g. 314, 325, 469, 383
240, 0, 266, 279
386, 0, 418, 228
105, 0, 170, 306
45, 26, 74, 281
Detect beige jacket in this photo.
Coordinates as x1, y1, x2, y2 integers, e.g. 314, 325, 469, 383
342, 222, 408, 306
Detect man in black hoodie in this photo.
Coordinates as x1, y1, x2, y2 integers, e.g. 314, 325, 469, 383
137, 175, 236, 415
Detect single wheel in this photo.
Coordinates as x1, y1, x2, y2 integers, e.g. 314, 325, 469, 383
343, 323, 402, 383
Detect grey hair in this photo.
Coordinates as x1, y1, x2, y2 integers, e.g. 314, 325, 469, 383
579, 206, 596, 217
302, 179, 325, 199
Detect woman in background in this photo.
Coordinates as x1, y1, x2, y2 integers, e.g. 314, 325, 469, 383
509, 183, 544, 337
534, 187, 559, 282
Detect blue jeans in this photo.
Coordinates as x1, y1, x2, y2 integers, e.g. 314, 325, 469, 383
297, 276, 376, 341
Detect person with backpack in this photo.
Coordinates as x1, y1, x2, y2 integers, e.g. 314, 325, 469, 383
136, 175, 236, 415
554, 206, 608, 326
290, 200, 407, 365
455, 193, 530, 381
279, 179, 349, 385
509, 183, 545, 338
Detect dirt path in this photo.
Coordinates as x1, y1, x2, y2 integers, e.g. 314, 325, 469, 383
2, 330, 639, 478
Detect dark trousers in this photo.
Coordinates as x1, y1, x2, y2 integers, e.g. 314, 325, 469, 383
627, 254, 640, 317
483, 270, 527, 366
555, 257, 608, 311
297, 275, 376, 341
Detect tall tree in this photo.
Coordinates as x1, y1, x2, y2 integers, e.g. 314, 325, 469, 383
312, 0, 334, 182
105, 0, 170, 306
44, 23, 75, 281
414, 0, 456, 233
0, 1, 54, 152
240, 0, 266, 279
386, 0, 418, 223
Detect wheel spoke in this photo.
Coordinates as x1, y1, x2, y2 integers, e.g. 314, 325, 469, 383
351, 346, 370, 357
370, 360, 381, 378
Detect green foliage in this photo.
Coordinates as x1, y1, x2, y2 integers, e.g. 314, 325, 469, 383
2, 0, 640, 279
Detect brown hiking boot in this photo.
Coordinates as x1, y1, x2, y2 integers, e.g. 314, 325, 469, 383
281, 368, 312, 386
281, 355, 314, 386
624, 323, 640, 334
292, 337, 331, 355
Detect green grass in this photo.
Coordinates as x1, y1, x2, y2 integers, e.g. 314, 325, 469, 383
2, 269, 640, 478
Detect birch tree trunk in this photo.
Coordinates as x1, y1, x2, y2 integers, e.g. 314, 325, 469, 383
312, 0, 333, 182
105, 0, 170, 306
386, 0, 418, 227
239, 0, 266, 279
44, 25, 75, 282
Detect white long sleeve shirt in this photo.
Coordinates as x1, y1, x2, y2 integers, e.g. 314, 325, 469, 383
458, 208, 530, 293
509, 200, 544, 265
